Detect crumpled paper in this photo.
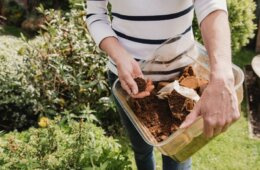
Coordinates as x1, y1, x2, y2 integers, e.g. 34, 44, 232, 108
157, 80, 200, 102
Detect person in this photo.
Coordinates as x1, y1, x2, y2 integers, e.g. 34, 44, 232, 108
86, 0, 240, 169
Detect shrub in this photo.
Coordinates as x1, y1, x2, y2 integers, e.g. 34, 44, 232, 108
0, 55, 39, 131
193, 0, 257, 53
0, 8, 119, 132
0, 36, 41, 131
20, 8, 118, 130
0, 119, 131, 169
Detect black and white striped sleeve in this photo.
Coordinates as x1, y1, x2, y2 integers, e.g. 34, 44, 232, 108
86, 0, 118, 47
194, 0, 227, 25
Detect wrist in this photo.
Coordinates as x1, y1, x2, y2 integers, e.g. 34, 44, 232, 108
210, 68, 234, 87
209, 54, 234, 84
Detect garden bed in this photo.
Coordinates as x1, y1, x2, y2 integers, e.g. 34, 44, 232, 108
244, 65, 260, 139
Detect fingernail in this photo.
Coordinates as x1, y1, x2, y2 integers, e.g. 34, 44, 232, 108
133, 89, 138, 95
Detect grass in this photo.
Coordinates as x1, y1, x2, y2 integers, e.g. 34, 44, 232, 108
192, 116, 260, 170
232, 49, 256, 68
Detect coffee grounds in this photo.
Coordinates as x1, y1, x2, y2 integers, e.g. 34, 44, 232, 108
129, 91, 180, 142
167, 90, 192, 122
129, 66, 205, 142
134, 77, 146, 92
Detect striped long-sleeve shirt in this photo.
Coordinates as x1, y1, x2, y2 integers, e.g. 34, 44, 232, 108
86, 0, 227, 81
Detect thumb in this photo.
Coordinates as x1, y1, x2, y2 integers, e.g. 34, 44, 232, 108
180, 101, 201, 128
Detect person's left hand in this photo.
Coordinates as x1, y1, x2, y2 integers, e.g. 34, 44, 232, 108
180, 77, 240, 139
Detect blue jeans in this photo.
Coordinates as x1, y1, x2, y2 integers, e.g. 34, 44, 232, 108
108, 71, 192, 170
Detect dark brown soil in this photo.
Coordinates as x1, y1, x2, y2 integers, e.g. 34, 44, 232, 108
129, 90, 181, 142
134, 77, 146, 92
168, 90, 195, 122
244, 65, 260, 137
129, 66, 205, 142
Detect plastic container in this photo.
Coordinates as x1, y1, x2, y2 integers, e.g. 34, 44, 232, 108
112, 43, 244, 162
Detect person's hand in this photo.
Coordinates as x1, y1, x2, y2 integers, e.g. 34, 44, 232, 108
116, 54, 154, 98
132, 79, 154, 98
180, 77, 240, 139
99, 37, 154, 98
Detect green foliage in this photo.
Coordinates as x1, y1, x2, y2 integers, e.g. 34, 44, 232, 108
227, 0, 256, 52
0, 9, 119, 131
193, 0, 256, 53
20, 9, 117, 130
0, 6, 115, 131
69, 0, 85, 10
0, 36, 40, 131
1, 0, 26, 26
0, 119, 132, 169
0, 55, 39, 131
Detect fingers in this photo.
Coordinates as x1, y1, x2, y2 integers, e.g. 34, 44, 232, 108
180, 101, 201, 128
120, 80, 132, 95
145, 79, 154, 92
131, 79, 155, 98
119, 73, 138, 95
126, 78, 138, 94
221, 124, 230, 133
221, 117, 233, 133
213, 127, 222, 136
120, 77, 153, 98
131, 91, 150, 98
204, 114, 232, 138
203, 119, 214, 139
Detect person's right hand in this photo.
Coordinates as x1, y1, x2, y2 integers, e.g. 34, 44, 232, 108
99, 37, 154, 98
116, 54, 154, 98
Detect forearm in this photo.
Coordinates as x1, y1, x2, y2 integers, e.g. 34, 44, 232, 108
100, 37, 131, 64
200, 10, 234, 84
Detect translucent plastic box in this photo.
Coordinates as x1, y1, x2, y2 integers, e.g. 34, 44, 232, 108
112, 43, 244, 162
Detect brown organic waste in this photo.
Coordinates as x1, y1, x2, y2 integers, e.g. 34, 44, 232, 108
129, 66, 208, 142
134, 77, 146, 92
